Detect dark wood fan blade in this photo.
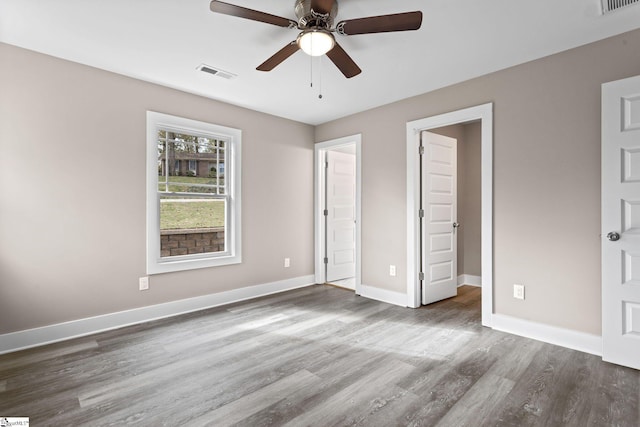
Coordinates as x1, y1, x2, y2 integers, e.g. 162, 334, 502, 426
256, 42, 300, 71
325, 42, 361, 78
337, 11, 423, 35
310, 0, 336, 15
210, 1, 295, 28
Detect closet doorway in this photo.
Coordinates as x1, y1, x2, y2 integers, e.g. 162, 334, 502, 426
314, 135, 361, 292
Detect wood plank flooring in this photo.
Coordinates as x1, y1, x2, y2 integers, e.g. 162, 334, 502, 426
1, 285, 638, 426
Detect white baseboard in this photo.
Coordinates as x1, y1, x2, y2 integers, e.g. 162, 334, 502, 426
357, 284, 407, 307
458, 274, 481, 287
491, 313, 602, 356
0, 275, 316, 355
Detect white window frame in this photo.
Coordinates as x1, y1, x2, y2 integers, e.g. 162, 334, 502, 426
146, 111, 242, 274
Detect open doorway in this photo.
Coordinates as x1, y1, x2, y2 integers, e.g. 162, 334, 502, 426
314, 135, 362, 293
420, 124, 482, 304
406, 104, 493, 327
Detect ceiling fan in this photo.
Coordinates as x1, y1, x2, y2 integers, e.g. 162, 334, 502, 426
210, 0, 423, 78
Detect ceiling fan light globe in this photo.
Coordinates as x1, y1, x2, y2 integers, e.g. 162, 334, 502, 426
297, 29, 335, 56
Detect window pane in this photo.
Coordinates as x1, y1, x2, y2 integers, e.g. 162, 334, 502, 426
160, 196, 225, 230
158, 131, 226, 194
159, 196, 226, 258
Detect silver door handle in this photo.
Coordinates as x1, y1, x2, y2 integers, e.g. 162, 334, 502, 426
607, 231, 620, 241
453, 222, 460, 229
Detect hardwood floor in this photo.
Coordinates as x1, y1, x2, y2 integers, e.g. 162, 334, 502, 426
1, 285, 638, 426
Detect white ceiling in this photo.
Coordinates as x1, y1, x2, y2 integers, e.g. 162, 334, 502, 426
2, 0, 640, 125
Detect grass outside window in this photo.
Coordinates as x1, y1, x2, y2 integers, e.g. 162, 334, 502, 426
160, 199, 225, 230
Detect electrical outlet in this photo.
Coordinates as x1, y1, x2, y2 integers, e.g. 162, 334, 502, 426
284, 257, 290, 268
389, 265, 396, 277
139, 276, 149, 291
513, 284, 525, 300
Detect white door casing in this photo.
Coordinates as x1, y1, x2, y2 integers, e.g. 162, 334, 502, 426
421, 131, 458, 305
326, 150, 356, 282
602, 75, 640, 370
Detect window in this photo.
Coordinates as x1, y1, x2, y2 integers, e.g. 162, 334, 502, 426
147, 111, 241, 274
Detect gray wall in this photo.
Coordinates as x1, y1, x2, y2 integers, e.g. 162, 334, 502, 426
461, 122, 482, 277
0, 43, 315, 334
315, 29, 640, 335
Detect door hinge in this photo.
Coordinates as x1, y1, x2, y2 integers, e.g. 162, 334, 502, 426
418, 145, 424, 155
325, 161, 329, 169
324, 257, 329, 264
323, 209, 329, 216
418, 209, 424, 218
419, 272, 424, 281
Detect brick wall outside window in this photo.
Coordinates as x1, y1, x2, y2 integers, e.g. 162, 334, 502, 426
160, 227, 225, 257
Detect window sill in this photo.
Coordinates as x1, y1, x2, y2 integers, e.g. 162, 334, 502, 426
147, 253, 242, 275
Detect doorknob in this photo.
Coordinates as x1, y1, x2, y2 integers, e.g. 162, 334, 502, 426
607, 231, 621, 241
453, 222, 460, 229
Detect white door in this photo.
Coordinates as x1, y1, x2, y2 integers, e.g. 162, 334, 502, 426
326, 150, 356, 283
421, 131, 458, 305
602, 75, 640, 370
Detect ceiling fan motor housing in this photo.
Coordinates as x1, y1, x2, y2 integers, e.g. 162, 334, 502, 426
295, 0, 338, 29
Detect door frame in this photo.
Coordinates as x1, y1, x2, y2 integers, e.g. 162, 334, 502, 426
314, 135, 362, 294
406, 103, 494, 327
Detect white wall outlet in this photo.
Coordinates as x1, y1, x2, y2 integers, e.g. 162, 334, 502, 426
284, 257, 290, 268
139, 276, 149, 291
389, 265, 396, 277
513, 283, 525, 300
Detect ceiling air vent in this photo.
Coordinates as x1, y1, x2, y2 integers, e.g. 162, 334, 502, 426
197, 64, 237, 80
601, 0, 640, 14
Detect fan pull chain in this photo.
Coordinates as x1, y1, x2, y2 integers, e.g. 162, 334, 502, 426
318, 55, 323, 99
309, 55, 323, 99
310, 50, 313, 88
306, 34, 322, 99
